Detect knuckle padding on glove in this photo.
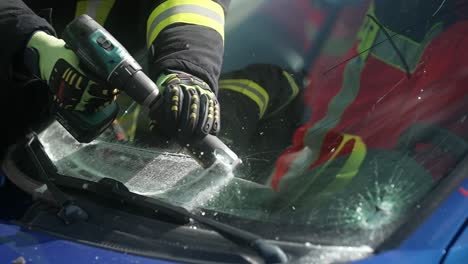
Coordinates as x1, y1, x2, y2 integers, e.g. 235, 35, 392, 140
196, 93, 214, 137
163, 84, 183, 135
211, 100, 221, 135
153, 72, 221, 140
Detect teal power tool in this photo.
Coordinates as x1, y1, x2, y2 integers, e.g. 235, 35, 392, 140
32, 14, 240, 169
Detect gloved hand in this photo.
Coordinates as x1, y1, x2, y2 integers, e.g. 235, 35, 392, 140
26, 31, 118, 113
149, 70, 220, 142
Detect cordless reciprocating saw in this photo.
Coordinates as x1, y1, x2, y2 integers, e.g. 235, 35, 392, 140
27, 14, 240, 169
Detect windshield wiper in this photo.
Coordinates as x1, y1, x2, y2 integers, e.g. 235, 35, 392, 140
85, 177, 289, 264
24, 134, 288, 264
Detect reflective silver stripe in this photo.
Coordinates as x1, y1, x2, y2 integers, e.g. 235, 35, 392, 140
370, 23, 444, 73
146, 4, 224, 43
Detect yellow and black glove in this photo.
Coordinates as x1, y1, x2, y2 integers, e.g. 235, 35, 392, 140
149, 70, 220, 142
26, 31, 118, 113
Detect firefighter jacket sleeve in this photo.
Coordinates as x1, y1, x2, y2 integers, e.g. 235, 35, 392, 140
0, 0, 55, 81
146, 0, 230, 94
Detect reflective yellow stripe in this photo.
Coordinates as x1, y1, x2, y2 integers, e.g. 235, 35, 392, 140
146, 0, 225, 47
220, 79, 269, 102
278, 133, 367, 201
75, 0, 115, 25
219, 84, 267, 118
321, 134, 367, 193
356, 2, 378, 61
265, 71, 301, 118
220, 79, 270, 118
282, 71, 300, 99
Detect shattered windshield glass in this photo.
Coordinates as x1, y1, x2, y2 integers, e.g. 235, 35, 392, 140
39, 0, 468, 255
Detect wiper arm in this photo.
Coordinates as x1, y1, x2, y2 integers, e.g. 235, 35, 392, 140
66, 176, 288, 264
188, 210, 289, 264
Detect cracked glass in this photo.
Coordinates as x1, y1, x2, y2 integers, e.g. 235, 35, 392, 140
38, 0, 468, 262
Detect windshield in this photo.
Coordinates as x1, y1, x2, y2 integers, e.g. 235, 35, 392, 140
38, 0, 468, 259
